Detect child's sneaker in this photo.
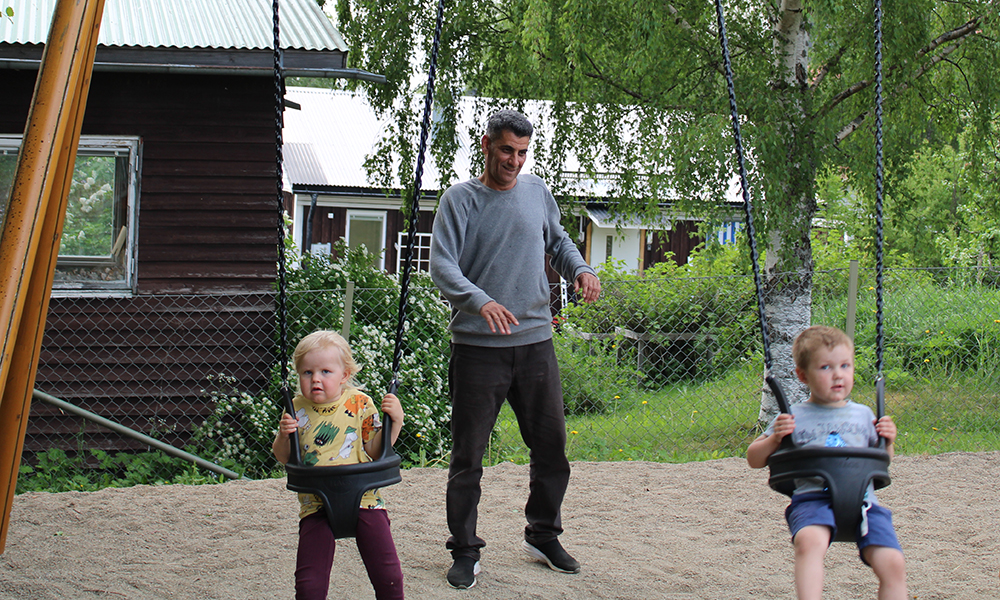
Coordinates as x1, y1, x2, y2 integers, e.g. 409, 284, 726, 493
447, 555, 481, 589
522, 539, 581, 574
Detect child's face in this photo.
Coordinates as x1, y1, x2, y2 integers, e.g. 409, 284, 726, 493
795, 343, 854, 407
297, 346, 350, 404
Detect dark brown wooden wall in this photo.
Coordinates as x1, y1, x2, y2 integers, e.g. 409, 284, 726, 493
29, 294, 276, 453
2, 68, 280, 453
2, 69, 279, 294
644, 221, 704, 268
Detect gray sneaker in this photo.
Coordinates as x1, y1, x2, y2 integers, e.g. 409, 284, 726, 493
447, 556, 481, 589
523, 539, 581, 574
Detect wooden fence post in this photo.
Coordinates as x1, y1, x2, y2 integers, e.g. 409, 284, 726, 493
341, 281, 355, 342
846, 259, 860, 339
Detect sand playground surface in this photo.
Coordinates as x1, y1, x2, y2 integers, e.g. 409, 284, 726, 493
2, 452, 999, 599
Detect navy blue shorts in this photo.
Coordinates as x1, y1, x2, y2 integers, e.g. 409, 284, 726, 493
785, 492, 902, 564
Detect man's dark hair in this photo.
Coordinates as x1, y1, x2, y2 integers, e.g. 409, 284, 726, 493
486, 109, 534, 141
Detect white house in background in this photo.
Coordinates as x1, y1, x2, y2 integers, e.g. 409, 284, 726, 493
281, 87, 743, 274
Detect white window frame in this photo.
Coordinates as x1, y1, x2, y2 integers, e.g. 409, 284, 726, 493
345, 209, 386, 270
0, 134, 141, 297
396, 231, 432, 273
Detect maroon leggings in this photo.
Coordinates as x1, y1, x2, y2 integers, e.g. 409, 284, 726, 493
294, 508, 404, 600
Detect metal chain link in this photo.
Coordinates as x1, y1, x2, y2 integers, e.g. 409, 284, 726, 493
873, 0, 886, 381
272, 0, 289, 389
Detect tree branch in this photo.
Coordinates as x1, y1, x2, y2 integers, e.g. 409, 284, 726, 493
833, 40, 965, 147
581, 52, 647, 101
810, 45, 847, 89
816, 15, 984, 122
665, 3, 726, 77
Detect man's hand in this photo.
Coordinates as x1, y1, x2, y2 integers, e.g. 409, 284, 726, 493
480, 301, 519, 334
575, 272, 601, 303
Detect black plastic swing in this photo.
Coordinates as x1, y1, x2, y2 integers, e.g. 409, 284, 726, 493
763, 377, 891, 543
270, 0, 445, 539
713, 0, 892, 543
283, 386, 403, 539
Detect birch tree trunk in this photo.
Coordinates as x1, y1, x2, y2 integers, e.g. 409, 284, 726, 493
758, 0, 815, 423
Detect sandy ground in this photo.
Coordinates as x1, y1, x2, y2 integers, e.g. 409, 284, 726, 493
1, 452, 999, 599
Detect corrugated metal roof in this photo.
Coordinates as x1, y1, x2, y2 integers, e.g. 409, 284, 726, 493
285, 142, 327, 187
0, 0, 346, 52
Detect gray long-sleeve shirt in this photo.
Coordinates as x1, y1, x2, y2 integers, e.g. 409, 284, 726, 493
430, 174, 595, 347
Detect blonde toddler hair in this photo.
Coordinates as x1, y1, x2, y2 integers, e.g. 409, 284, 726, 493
292, 330, 364, 389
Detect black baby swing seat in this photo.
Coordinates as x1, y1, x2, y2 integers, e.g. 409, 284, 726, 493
763, 376, 891, 543
283, 393, 402, 539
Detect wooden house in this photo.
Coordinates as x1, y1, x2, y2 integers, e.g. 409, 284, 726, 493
0, 0, 371, 454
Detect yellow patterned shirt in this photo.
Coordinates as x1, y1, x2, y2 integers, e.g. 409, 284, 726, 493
291, 387, 384, 519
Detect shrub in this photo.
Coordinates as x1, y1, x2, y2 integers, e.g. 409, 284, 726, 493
553, 327, 641, 414
194, 241, 454, 474
555, 247, 757, 386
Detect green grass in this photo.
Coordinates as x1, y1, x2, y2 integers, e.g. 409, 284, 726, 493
487, 360, 765, 464
485, 361, 1000, 467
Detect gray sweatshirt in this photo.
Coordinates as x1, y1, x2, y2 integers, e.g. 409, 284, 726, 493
430, 174, 596, 347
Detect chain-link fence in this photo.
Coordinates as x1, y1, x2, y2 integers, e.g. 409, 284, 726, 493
18, 265, 1000, 491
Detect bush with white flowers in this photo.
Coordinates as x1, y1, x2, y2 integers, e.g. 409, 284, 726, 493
194, 241, 453, 475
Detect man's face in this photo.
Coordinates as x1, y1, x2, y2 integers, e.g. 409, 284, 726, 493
481, 129, 530, 191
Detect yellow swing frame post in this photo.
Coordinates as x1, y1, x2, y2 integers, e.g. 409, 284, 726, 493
0, 0, 106, 553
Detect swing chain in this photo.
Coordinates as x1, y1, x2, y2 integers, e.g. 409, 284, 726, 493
273, 0, 301, 464
272, 0, 289, 389
873, 0, 886, 380
390, 0, 447, 383
713, 0, 773, 372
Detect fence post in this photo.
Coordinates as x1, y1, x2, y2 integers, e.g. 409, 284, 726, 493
846, 259, 860, 339
341, 281, 355, 341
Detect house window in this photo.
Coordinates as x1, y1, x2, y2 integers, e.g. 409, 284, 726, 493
346, 210, 385, 270
606, 235, 614, 259
396, 232, 432, 273
0, 135, 141, 295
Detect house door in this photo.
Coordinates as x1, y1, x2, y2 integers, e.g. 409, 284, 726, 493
346, 210, 386, 269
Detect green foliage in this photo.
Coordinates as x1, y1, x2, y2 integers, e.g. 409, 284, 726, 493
192, 241, 453, 473
813, 269, 1000, 390
339, 0, 999, 275
552, 330, 640, 415
557, 246, 757, 386
191, 374, 280, 478
818, 135, 1000, 271
16, 448, 228, 494
61, 155, 116, 256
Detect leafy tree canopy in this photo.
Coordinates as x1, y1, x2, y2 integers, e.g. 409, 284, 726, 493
335, 0, 999, 273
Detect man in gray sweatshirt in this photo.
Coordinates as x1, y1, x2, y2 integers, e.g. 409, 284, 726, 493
430, 109, 601, 589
